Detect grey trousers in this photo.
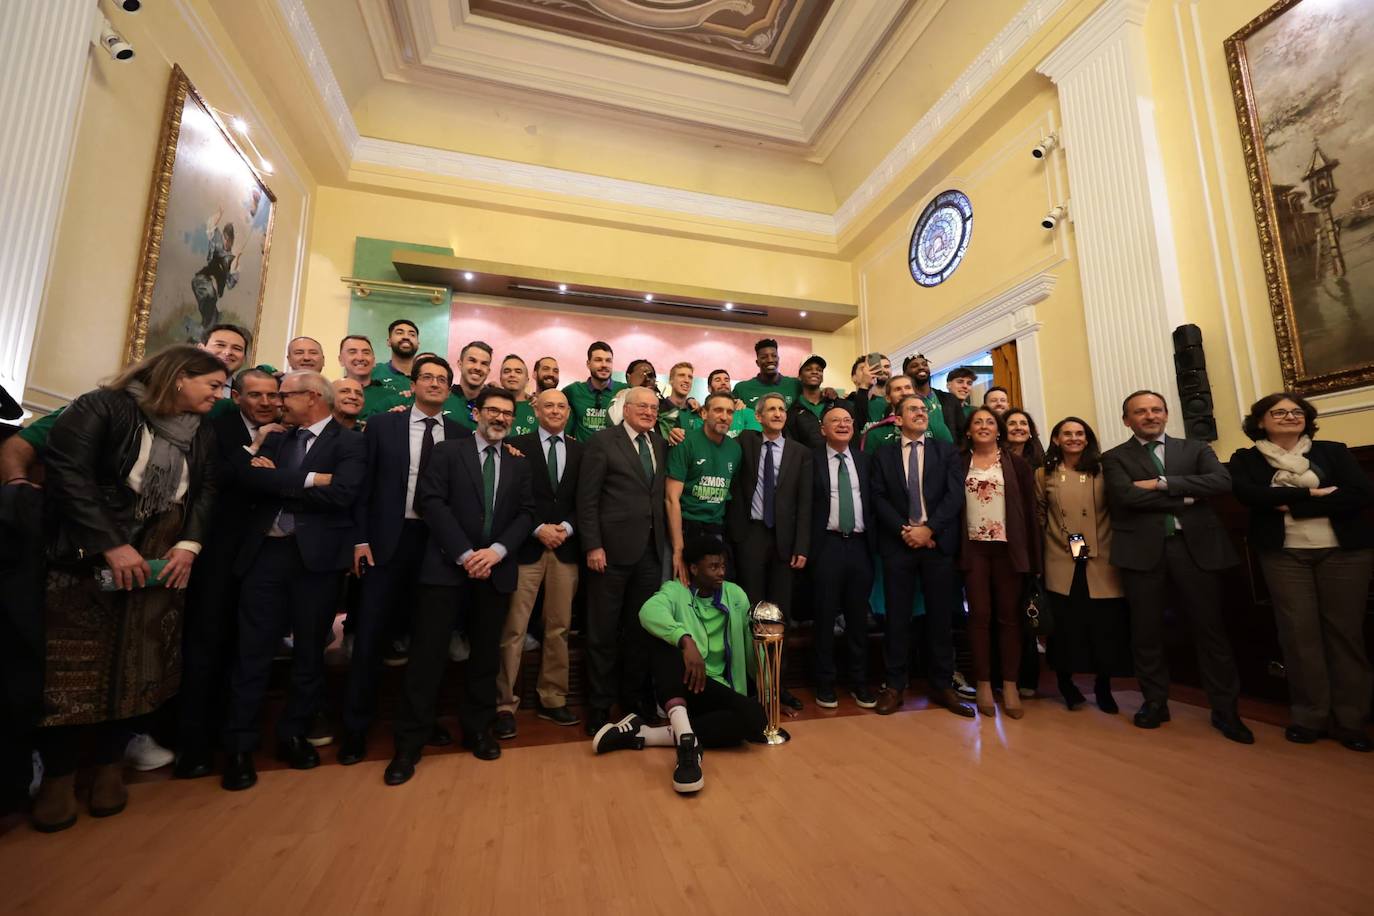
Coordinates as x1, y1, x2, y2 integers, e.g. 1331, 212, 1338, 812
1261, 547, 1374, 731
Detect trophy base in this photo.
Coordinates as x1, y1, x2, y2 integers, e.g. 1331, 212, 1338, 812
762, 727, 790, 746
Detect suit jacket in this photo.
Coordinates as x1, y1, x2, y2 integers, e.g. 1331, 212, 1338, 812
353, 409, 470, 566
1102, 435, 1238, 571
726, 430, 813, 561
869, 436, 964, 560
235, 419, 366, 575
199, 409, 259, 564
416, 436, 536, 593
510, 430, 583, 564
576, 423, 669, 566
809, 444, 877, 553
1229, 441, 1374, 551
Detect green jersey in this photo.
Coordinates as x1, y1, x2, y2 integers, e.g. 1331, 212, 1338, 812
793, 393, 826, 421
371, 361, 412, 394
667, 427, 741, 525
863, 421, 900, 451
360, 380, 405, 420
563, 379, 625, 440
732, 375, 801, 410
510, 400, 538, 437
17, 407, 63, 452
209, 397, 237, 419
442, 390, 477, 430
678, 405, 760, 439
922, 391, 953, 443
868, 393, 889, 424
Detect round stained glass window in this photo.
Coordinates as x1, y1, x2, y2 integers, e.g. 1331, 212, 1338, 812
909, 190, 973, 287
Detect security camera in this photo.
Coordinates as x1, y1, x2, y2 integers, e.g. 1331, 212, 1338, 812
117, 0, 143, 10
1031, 132, 1059, 160
96, 18, 134, 60
1041, 206, 1066, 230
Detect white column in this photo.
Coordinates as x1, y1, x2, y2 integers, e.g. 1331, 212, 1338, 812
1039, 0, 1187, 443
0, 0, 95, 411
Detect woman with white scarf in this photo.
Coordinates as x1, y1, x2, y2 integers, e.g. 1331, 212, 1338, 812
1230, 392, 1374, 753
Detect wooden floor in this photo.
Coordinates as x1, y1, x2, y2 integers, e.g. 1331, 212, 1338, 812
2, 691, 1370, 915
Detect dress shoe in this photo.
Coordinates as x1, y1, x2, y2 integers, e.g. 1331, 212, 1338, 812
429, 724, 454, 747
1336, 729, 1373, 753
463, 731, 502, 761
930, 688, 976, 718
1133, 701, 1171, 729
173, 748, 214, 779
1058, 677, 1086, 710
276, 736, 321, 770
88, 763, 128, 818
1094, 677, 1119, 714
584, 707, 610, 737
814, 686, 838, 709
1284, 724, 1323, 745
31, 773, 78, 833
874, 687, 905, 716
493, 711, 517, 740
221, 752, 257, 792
779, 688, 803, 711
337, 732, 367, 766
1211, 711, 1255, 745
851, 686, 878, 709
537, 705, 581, 727
384, 751, 418, 786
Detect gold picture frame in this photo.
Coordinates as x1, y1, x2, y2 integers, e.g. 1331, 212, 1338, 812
1225, 0, 1374, 395
125, 65, 276, 365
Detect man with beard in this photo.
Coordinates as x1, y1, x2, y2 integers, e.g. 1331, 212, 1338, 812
694, 369, 760, 439
732, 339, 801, 410
563, 341, 625, 440
500, 354, 538, 437
902, 353, 963, 444
286, 336, 325, 373
784, 355, 830, 450
666, 392, 741, 585
533, 356, 560, 393
608, 359, 658, 427
443, 340, 493, 432
331, 378, 365, 430
862, 375, 915, 451
372, 319, 420, 393
339, 335, 404, 420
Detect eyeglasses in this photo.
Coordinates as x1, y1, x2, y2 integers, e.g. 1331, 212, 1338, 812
1268, 408, 1305, 420
414, 373, 449, 385
481, 407, 515, 419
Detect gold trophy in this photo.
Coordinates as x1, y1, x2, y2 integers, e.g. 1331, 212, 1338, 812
750, 601, 790, 745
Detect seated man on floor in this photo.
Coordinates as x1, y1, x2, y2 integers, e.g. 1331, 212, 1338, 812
592, 536, 767, 795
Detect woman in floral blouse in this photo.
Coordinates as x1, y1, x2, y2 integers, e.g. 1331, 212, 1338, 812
959, 407, 1041, 719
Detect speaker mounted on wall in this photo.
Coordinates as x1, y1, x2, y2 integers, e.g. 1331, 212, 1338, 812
1172, 323, 1217, 441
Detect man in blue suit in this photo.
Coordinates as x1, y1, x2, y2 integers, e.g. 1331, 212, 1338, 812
386, 386, 535, 785
810, 405, 878, 710
221, 371, 366, 792
869, 395, 976, 717
338, 356, 470, 765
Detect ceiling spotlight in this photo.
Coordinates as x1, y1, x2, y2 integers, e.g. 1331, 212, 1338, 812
558, 283, 568, 292
259, 159, 274, 174
724, 302, 734, 311
799, 311, 807, 318
232, 117, 249, 135
463, 271, 474, 281
644, 293, 654, 301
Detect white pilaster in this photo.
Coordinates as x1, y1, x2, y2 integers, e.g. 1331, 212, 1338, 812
1039, 0, 1187, 443
0, 0, 95, 412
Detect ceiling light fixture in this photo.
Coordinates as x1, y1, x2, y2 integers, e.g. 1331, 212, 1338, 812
232, 117, 248, 134
723, 302, 734, 311
558, 283, 568, 292
644, 293, 654, 301
463, 271, 475, 281
799, 311, 807, 318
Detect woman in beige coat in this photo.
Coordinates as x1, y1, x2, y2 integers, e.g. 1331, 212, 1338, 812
1035, 417, 1131, 713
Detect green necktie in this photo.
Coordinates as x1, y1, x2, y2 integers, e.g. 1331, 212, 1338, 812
482, 446, 496, 542
636, 433, 654, 483
1148, 441, 1176, 536
547, 435, 560, 487
836, 452, 855, 535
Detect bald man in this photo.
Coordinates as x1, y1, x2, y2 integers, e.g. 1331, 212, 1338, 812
493, 389, 584, 737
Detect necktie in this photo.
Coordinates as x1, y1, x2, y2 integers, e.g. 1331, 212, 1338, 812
276, 428, 313, 535
636, 433, 654, 483
1148, 441, 1176, 536
836, 452, 855, 535
413, 417, 438, 511
481, 445, 497, 542
762, 441, 776, 528
907, 439, 923, 524
547, 435, 561, 486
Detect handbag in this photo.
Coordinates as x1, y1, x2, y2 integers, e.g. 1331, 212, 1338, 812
1021, 574, 1053, 636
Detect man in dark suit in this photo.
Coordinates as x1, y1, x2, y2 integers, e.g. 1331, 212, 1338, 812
577, 386, 669, 737
175, 368, 283, 779
869, 395, 976, 718
221, 371, 366, 791
494, 388, 583, 738
1102, 390, 1253, 743
385, 386, 535, 784
337, 356, 469, 765
810, 404, 878, 710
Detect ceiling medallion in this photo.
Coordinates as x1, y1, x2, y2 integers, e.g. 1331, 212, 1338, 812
909, 189, 973, 287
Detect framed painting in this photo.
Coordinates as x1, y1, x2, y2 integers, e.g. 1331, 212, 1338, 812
125, 65, 275, 364
1225, 0, 1374, 395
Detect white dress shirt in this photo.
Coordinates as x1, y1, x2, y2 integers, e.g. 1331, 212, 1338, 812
825, 445, 865, 533
404, 406, 447, 521
459, 431, 509, 563
538, 425, 574, 538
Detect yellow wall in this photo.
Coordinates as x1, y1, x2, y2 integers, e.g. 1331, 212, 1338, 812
29, 0, 314, 407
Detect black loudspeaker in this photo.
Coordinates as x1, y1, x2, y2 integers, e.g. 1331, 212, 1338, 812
1172, 323, 1217, 441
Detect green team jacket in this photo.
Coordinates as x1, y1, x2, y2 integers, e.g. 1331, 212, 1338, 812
638, 579, 755, 694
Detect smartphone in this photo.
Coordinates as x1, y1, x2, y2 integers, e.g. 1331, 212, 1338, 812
1068, 533, 1089, 560
95, 558, 169, 591
865, 352, 884, 370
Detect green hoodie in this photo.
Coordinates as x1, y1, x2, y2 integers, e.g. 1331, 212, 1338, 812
639, 579, 755, 694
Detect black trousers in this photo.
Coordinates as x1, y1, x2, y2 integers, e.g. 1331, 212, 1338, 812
223, 537, 339, 753
883, 548, 958, 691
648, 638, 766, 748
732, 520, 795, 620
178, 536, 240, 753
1121, 536, 1240, 711
396, 580, 506, 754
811, 532, 873, 688
343, 521, 428, 734
585, 539, 664, 713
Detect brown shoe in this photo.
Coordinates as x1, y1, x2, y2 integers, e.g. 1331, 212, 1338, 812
875, 687, 905, 716
89, 762, 128, 818
32, 773, 78, 833
931, 688, 976, 719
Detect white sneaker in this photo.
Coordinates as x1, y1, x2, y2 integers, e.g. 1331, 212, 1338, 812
522, 633, 540, 652
124, 733, 174, 771
448, 632, 471, 662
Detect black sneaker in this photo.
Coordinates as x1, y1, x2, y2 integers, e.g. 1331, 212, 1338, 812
815, 686, 838, 709
537, 705, 581, 727
592, 714, 645, 754
493, 711, 517, 740
851, 686, 878, 709
382, 639, 409, 668
672, 734, 703, 794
